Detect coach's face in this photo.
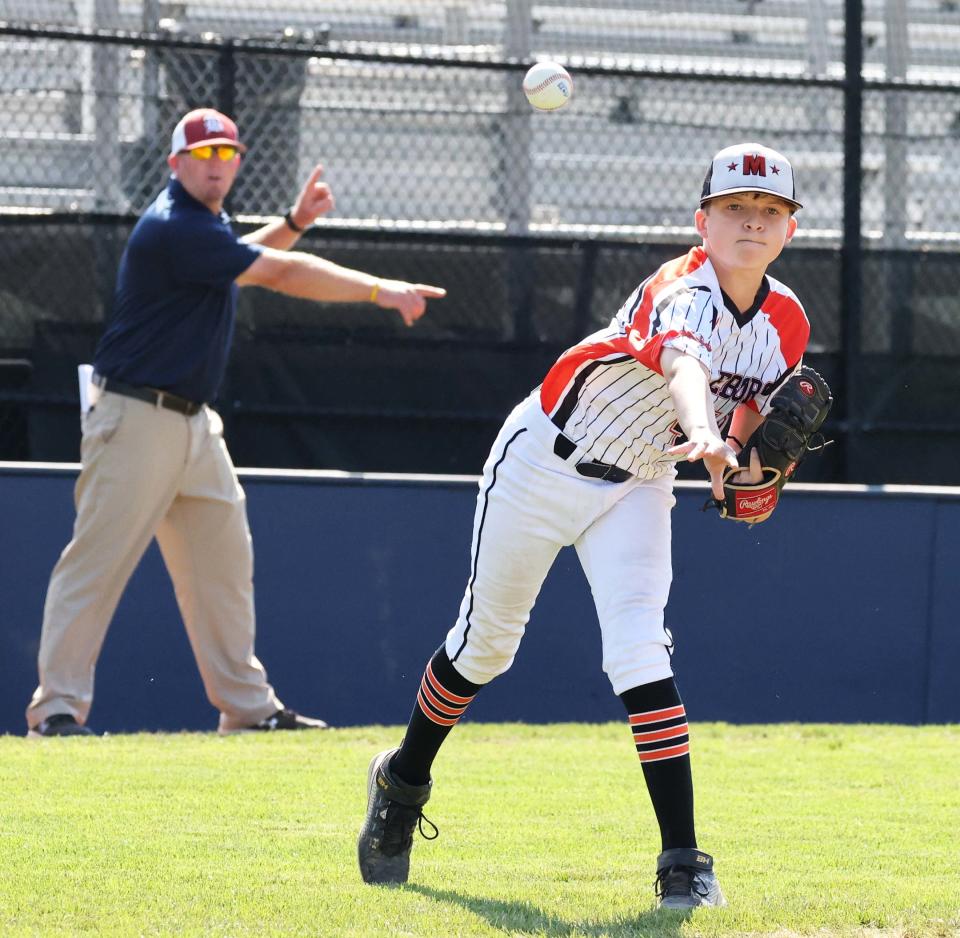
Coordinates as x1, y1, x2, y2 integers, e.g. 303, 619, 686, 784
695, 193, 797, 274
167, 146, 242, 213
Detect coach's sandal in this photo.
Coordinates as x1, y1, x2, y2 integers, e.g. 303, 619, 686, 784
655, 848, 727, 910
27, 713, 96, 738
358, 748, 437, 885
219, 708, 329, 735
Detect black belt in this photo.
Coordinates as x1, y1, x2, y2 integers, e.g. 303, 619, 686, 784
553, 433, 633, 483
95, 376, 203, 416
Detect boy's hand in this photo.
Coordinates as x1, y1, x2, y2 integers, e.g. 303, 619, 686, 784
727, 447, 764, 485
665, 430, 739, 500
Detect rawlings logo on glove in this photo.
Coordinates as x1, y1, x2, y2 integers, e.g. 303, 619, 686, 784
706, 365, 832, 524
731, 477, 780, 518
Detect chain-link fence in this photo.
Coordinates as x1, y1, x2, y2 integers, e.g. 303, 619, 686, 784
1, 1, 959, 482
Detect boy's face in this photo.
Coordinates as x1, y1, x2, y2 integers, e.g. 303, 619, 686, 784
694, 193, 798, 274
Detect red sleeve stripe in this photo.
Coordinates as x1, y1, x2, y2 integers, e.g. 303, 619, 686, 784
761, 289, 809, 371
540, 339, 635, 416
626, 327, 710, 376
628, 705, 686, 726
627, 247, 709, 341
540, 247, 708, 416
638, 742, 690, 763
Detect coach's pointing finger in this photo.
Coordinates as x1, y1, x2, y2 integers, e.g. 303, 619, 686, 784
414, 284, 447, 298
372, 279, 446, 327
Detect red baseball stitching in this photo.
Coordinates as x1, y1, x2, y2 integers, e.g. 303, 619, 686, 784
525, 73, 568, 95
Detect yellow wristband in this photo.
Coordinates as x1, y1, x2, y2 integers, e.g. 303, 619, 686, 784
370, 281, 380, 303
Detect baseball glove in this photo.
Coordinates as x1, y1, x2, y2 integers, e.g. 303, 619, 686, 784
707, 366, 833, 524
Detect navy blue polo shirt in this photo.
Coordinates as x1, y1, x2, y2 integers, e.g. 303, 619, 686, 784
94, 178, 263, 404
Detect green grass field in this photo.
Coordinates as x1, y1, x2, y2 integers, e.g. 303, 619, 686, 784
1, 723, 958, 937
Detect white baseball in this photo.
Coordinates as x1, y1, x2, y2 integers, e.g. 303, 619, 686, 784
522, 61, 572, 111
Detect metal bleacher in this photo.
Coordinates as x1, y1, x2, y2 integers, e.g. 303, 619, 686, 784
3, 2, 960, 481
1, 2, 960, 241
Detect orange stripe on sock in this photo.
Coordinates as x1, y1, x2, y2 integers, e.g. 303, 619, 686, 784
638, 742, 690, 763
633, 723, 689, 744
417, 689, 460, 726
419, 677, 468, 717
425, 661, 475, 706
629, 705, 686, 726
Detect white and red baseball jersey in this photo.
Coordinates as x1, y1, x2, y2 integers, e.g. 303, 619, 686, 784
539, 246, 810, 480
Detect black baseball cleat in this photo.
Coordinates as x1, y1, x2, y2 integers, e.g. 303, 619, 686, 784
358, 748, 437, 885
27, 714, 96, 738
219, 708, 329, 735
655, 848, 727, 909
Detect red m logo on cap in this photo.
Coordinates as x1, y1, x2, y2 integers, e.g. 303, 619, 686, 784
743, 154, 767, 177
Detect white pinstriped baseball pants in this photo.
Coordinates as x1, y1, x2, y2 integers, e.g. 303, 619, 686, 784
445, 392, 677, 695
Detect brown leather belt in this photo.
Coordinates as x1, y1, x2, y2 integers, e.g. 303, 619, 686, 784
95, 375, 203, 416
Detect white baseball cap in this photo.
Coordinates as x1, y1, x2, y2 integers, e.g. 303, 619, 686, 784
700, 142, 801, 210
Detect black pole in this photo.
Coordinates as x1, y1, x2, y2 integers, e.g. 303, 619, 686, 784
840, 0, 863, 482
217, 41, 237, 221
571, 240, 599, 343
217, 40, 237, 119
217, 39, 238, 433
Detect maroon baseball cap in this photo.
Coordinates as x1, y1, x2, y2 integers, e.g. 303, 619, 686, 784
169, 108, 247, 156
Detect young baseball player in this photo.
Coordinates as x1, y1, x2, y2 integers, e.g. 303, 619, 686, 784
358, 142, 810, 909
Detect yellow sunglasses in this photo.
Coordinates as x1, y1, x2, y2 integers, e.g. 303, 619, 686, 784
185, 144, 240, 161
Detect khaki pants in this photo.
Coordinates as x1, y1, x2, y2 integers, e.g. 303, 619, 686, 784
26, 391, 282, 731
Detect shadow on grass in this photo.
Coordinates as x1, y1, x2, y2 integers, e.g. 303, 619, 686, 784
405, 884, 691, 937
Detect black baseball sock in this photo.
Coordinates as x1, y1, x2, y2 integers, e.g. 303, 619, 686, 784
389, 646, 484, 786
620, 677, 697, 851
